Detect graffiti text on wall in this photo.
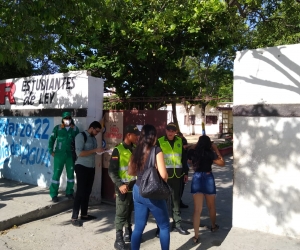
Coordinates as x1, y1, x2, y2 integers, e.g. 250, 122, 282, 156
0, 82, 16, 105
0, 117, 52, 168
22, 77, 76, 105
0, 77, 76, 106
105, 126, 123, 139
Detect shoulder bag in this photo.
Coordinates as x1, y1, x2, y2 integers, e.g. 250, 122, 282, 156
139, 146, 172, 200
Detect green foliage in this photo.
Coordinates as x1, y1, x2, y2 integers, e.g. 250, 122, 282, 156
50, 0, 234, 108
0, 62, 34, 80
103, 96, 125, 110
227, 0, 300, 48
0, 0, 102, 67
217, 141, 233, 149
1, 0, 299, 105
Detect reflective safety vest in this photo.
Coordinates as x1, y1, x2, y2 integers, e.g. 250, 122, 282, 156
158, 136, 184, 179
116, 143, 136, 183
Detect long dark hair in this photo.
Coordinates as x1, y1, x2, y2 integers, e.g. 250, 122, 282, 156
192, 135, 213, 168
129, 124, 157, 172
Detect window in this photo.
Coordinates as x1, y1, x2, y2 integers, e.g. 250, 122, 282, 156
184, 115, 196, 125
206, 115, 218, 125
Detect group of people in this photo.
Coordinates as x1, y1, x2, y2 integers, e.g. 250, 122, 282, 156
48, 112, 225, 250
48, 112, 105, 226
109, 123, 190, 250
108, 122, 225, 250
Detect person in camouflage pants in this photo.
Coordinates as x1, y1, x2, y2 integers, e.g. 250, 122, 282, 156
108, 125, 140, 250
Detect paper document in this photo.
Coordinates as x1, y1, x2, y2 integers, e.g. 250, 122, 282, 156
96, 149, 113, 155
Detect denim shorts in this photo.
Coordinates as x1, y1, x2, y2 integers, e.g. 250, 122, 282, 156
191, 172, 216, 195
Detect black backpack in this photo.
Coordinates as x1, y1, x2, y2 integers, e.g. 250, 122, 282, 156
71, 132, 87, 163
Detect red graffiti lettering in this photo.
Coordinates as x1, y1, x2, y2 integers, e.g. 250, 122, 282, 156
105, 132, 123, 139
110, 127, 119, 133
0, 82, 16, 105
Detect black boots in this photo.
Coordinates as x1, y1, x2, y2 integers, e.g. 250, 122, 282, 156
52, 196, 58, 202
114, 230, 127, 250
114, 225, 132, 250
173, 226, 190, 235
123, 226, 132, 243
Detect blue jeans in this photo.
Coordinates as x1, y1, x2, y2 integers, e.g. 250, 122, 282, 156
131, 184, 170, 250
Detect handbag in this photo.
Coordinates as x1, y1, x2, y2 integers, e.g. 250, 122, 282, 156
139, 146, 172, 200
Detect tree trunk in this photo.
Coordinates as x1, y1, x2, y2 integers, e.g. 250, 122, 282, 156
184, 105, 191, 135
200, 102, 207, 134
171, 101, 179, 131
200, 102, 206, 121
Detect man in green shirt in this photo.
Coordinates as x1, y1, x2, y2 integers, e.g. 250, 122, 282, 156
108, 125, 140, 250
48, 112, 79, 202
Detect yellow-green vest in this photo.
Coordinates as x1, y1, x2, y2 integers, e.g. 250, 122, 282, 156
158, 136, 184, 178
116, 143, 136, 183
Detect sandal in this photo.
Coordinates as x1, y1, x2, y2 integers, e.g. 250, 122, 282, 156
192, 236, 199, 245
211, 224, 219, 232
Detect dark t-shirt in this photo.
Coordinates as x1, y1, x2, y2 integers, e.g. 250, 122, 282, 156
181, 137, 188, 146
136, 146, 162, 186
189, 149, 217, 172
187, 148, 195, 161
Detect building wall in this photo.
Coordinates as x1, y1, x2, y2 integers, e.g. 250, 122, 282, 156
0, 71, 104, 202
163, 103, 229, 135
233, 43, 300, 238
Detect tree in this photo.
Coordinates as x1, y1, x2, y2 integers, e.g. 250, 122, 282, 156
2, 0, 298, 123
52, 0, 236, 108
226, 0, 300, 48
0, 0, 103, 67
0, 62, 33, 80
173, 47, 233, 134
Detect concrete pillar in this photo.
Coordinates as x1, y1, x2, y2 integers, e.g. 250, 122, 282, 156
233, 44, 300, 239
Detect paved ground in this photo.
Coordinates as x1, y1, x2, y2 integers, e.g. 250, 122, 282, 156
1, 152, 300, 249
